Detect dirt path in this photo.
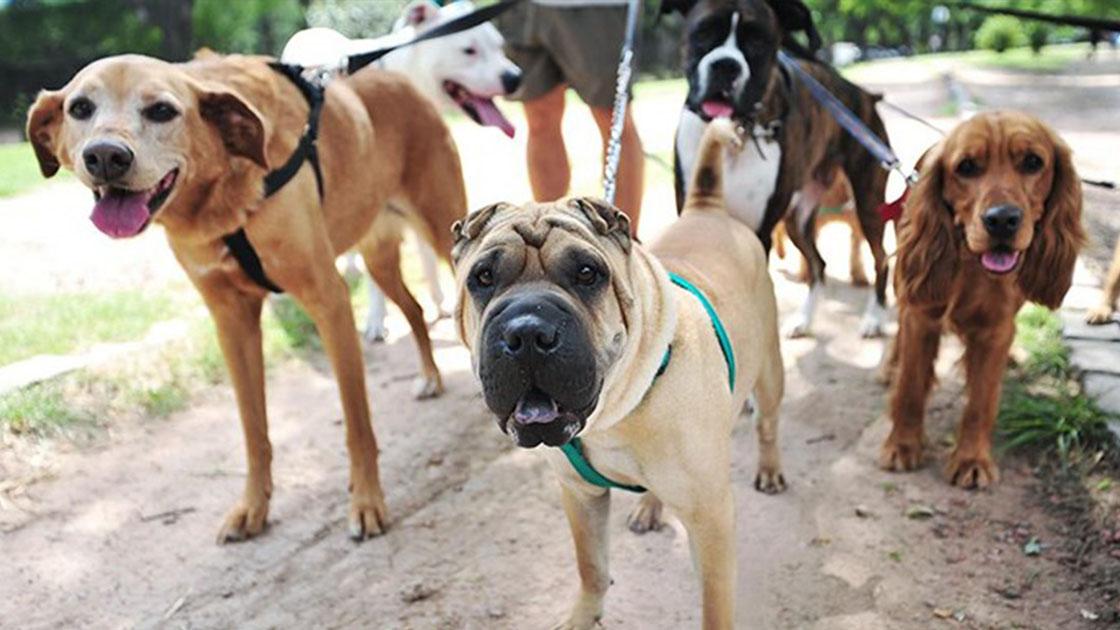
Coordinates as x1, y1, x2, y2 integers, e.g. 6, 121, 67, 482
3, 66, 1118, 629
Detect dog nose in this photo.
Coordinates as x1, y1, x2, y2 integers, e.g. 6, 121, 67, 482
501, 313, 559, 358
708, 58, 743, 82
982, 204, 1023, 239
83, 140, 134, 182
501, 68, 522, 95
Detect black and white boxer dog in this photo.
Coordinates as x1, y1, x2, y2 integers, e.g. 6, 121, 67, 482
664, 0, 891, 338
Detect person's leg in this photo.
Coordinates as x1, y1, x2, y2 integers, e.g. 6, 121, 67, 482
522, 83, 571, 202
589, 105, 644, 233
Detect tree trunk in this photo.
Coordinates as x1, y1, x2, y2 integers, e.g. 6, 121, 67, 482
130, 0, 194, 61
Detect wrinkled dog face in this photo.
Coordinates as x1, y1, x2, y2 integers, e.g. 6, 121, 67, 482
26, 55, 268, 240
452, 199, 635, 448
936, 113, 1060, 275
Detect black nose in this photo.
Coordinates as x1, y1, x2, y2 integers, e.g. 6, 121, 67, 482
708, 58, 743, 83
982, 204, 1023, 239
82, 140, 134, 182
501, 313, 559, 358
501, 68, 522, 95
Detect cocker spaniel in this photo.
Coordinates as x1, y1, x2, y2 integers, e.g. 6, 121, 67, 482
881, 111, 1085, 488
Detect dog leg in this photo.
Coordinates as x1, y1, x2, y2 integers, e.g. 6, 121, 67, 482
364, 283, 389, 343
203, 287, 272, 543
881, 307, 942, 472
627, 493, 664, 534
555, 484, 611, 630
682, 490, 736, 630
848, 164, 889, 338
947, 326, 1013, 489
782, 187, 825, 338
415, 234, 450, 320
299, 271, 389, 539
361, 237, 444, 399
847, 213, 870, 287
1086, 239, 1120, 325
753, 334, 786, 494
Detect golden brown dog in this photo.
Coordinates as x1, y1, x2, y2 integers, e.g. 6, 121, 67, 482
773, 169, 869, 286
451, 119, 784, 629
1086, 237, 1120, 325
882, 111, 1084, 488
26, 54, 467, 541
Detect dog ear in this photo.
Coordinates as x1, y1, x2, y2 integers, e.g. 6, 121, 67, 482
452, 202, 509, 263
1017, 130, 1086, 308
895, 144, 960, 307
765, 0, 822, 54
26, 90, 65, 178
198, 89, 269, 170
403, 0, 440, 27
569, 197, 632, 254
659, 0, 698, 17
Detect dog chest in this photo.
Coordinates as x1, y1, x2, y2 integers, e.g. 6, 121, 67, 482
676, 108, 781, 233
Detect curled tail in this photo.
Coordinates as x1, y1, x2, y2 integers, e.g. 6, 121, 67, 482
684, 118, 743, 213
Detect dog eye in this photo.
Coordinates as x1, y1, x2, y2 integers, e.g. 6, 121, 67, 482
955, 158, 981, 178
143, 102, 180, 123
575, 265, 600, 286
463, 46, 478, 56
68, 97, 95, 121
1021, 152, 1044, 174
475, 268, 494, 287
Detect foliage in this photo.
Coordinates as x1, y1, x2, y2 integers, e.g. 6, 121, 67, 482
1026, 23, 1052, 53
976, 16, 1027, 53
194, 0, 306, 56
304, 0, 402, 38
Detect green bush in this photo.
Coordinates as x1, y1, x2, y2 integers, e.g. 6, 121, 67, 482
1026, 24, 1051, 54
976, 16, 1026, 54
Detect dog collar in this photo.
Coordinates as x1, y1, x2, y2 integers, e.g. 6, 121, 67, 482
222, 62, 327, 294
556, 271, 736, 494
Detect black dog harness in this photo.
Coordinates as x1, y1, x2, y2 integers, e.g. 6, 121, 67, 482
222, 62, 325, 293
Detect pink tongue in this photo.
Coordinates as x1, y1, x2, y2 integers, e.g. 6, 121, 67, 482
701, 100, 735, 119
90, 191, 151, 239
981, 251, 1019, 273
513, 391, 560, 426
468, 96, 516, 138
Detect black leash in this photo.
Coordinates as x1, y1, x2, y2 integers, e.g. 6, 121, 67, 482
222, 62, 326, 294
346, 0, 523, 74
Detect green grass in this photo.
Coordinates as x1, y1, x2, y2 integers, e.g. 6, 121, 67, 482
0, 290, 180, 366
842, 43, 1091, 83
0, 381, 88, 435
998, 305, 1117, 462
0, 142, 68, 198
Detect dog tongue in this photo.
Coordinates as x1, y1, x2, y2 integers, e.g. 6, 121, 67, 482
981, 251, 1020, 273
469, 96, 515, 138
513, 389, 560, 425
90, 190, 151, 239
701, 100, 735, 119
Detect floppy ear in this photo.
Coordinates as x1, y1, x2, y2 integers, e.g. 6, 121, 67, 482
198, 89, 269, 170
26, 90, 65, 178
569, 197, 632, 254
452, 202, 509, 263
765, 0, 822, 54
895, 145, 960, 307
659, 0, 698, 17
403, 0, 440, 26
1017, 132, 1086, 308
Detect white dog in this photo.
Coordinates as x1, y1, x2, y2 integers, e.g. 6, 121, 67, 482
282, 0, 520, 341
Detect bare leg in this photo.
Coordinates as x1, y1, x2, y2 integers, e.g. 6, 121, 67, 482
523, 83, 571, 202
590, 104, 645, 234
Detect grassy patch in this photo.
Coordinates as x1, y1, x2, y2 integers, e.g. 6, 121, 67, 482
0, 142, 68, 198
998, 305, 1116, 462
0, 290, 180, 366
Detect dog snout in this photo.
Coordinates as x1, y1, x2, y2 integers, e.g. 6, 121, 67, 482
83, 139, 134, 182
502, 313, 559, 358
982, 204, 1023, 240
500, 68, 522, 95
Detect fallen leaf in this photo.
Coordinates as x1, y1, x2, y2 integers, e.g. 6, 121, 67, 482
1081, 609, 1100, 621
855, 505, 873, 518
1023, 537, 1043, 556
906, 504, 936, 520
932, 608, 953, 619
1096, 478, 1113, 492
888, 550, 903, 562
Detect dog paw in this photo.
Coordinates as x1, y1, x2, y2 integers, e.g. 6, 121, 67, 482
216, 497, 269, 544
412, 373, 444, 399
879, 437, 923, 472
754, 468, 787, 494
363, 325, 387, 344
782, 315, 812, 339
552, 594, 604, 630
850, 272, 870, 288
348, 490, 389, 541
946, 451, 999, 489
1086, 305, 1116, 325
858, 313, 886, 338
627, 494, 664, 534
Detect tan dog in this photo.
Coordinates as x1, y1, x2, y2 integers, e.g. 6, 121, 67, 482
1086, 237, 1120, 325
26, 54, 467, 541
451, 119, 784, 629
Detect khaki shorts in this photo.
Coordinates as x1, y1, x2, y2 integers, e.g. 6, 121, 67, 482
497, 3, 634, 109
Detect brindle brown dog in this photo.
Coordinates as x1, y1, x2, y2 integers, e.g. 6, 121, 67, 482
453, 120, 784, 629
27, 54, 467, 542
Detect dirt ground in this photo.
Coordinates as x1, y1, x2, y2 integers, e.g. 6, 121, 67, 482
2, 58, 1120, 629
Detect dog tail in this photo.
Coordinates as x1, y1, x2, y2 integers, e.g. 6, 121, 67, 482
684, 118, 741, 212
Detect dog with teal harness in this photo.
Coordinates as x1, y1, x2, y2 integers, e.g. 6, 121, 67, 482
451, 118, 785, 628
